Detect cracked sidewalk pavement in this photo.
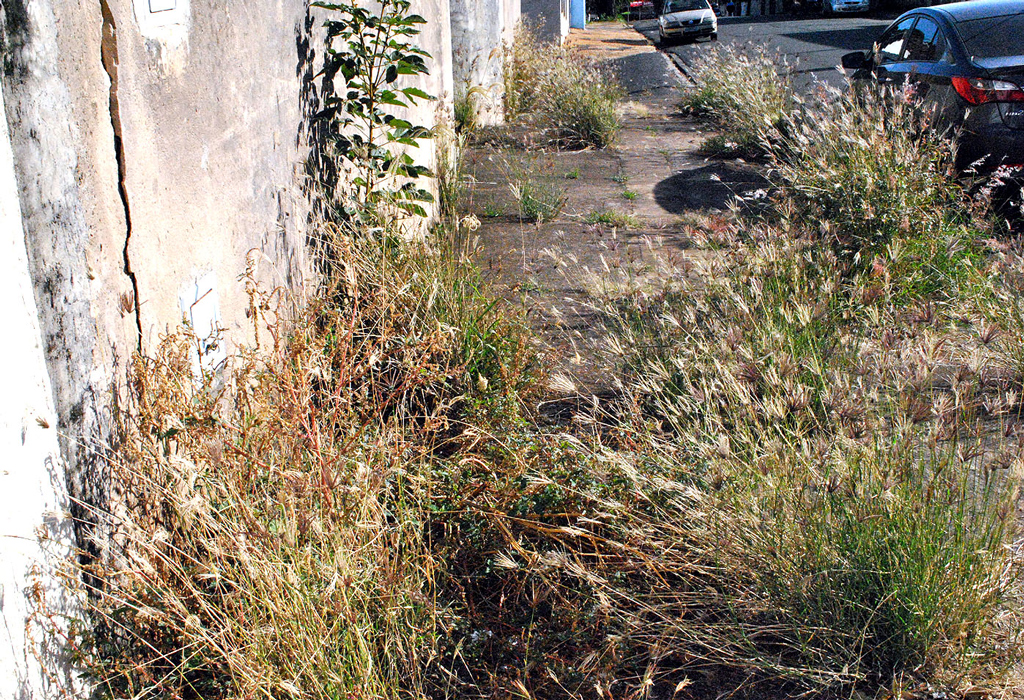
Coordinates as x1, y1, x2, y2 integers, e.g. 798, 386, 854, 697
465, 21, 765, 403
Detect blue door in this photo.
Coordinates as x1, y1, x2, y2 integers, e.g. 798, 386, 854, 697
571, 0, 586, 28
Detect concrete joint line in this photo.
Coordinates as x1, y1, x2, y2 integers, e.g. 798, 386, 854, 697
100, 0, 142, 351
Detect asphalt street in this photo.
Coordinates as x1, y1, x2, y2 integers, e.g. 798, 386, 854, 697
634, 13, 893, 89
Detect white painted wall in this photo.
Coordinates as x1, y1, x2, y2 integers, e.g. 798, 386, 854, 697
451, 0, 519, 124
0, 86, 78, 700
504, 0, 521, 46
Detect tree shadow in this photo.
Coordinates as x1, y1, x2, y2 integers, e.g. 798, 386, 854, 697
782, 25, 884, 51
653, 162, 768, 213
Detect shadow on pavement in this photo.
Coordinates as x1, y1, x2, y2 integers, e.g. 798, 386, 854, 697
782, 25, 884, 50
603, 36, 652, 45
604, 51, 684, 94
653, 162, 768, 213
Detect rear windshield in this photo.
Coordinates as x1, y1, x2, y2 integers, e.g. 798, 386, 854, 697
663, 0, 710, 11
957, 15, 1024, 59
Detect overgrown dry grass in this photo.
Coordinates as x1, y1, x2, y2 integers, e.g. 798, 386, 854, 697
528, 47, 1024, 698
504, 24, 623, 149
72, 224, 536, 700
571, 221, 1024, 696
68, 39, 1024, 700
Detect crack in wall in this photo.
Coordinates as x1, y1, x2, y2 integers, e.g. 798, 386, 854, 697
100, 0, 142, 351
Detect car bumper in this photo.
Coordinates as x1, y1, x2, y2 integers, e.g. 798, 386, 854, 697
957, 106, 1024, 172
958, 129, 1024, 172
661, 24, 716, 37
832, 3, 868, 11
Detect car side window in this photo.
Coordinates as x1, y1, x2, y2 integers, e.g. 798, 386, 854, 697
903, 17, 947, 62
875, 17, 915, 65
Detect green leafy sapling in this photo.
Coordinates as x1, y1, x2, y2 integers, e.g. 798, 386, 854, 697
313, 0, 436, 219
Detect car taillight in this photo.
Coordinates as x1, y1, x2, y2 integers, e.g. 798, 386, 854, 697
952, 76, 1024, 105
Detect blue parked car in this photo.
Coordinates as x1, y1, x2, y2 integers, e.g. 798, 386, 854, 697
842, 0, 1024, 171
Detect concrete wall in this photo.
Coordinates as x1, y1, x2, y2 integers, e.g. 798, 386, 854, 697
0, 78, 79, 700
107, 0, 309, 355
0, 0, 458, 694
505, 0, 521, 45
450, 0, 519, 125
523, 0, 569, 43
408, 0, 454, 183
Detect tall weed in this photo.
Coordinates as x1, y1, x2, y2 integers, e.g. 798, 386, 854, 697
770, 84, 975, 265
504, 24, 622, 148
681, 43, 795, 158
684, 46, 986, 300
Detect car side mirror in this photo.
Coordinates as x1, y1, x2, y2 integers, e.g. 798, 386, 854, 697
841, 51, 868, 70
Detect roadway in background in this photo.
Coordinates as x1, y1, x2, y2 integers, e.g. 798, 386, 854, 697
633, 13, 894, 89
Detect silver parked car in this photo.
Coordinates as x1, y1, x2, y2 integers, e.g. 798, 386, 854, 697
658, 0, 718, 45
824, 0, 870, 14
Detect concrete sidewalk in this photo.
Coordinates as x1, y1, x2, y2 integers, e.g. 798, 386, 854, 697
465, 20, 763, 398
568, 21, 685, 95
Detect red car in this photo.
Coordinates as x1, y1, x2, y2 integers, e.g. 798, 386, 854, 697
628, 0, 656, 19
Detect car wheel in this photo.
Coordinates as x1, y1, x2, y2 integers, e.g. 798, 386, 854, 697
711, 32, 718, 40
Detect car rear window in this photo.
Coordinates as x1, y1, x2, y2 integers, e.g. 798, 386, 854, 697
957, 15, 1024, 59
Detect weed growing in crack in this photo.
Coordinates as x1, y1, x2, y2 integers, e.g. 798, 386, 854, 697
434, 110, 468, 227
499, 150, 568, 224
584, 209, 642, 229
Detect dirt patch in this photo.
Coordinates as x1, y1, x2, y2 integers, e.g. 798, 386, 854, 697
564, 21, 658, 61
